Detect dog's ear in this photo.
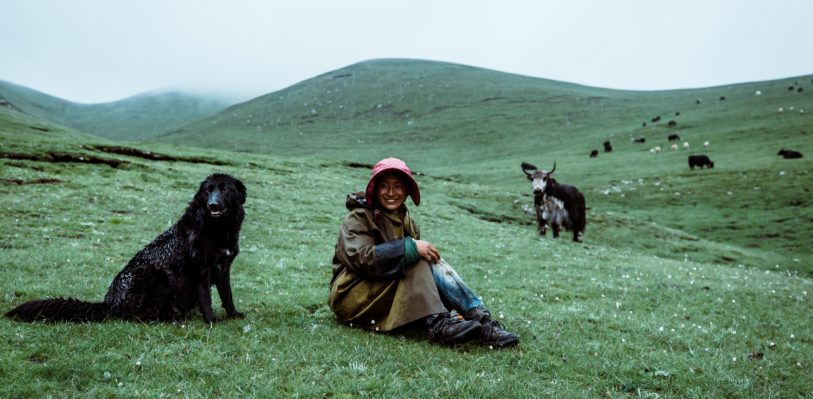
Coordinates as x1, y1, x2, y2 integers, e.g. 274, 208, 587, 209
196, 178, 211, 203
235, 178, 246, 205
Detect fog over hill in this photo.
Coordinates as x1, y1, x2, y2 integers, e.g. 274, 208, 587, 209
0, 80, 234, 141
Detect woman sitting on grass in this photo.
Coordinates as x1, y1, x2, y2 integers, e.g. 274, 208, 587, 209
328, 157, 518, 347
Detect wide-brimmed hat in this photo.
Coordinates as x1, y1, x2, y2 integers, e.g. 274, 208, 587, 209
365, 157, 421, 206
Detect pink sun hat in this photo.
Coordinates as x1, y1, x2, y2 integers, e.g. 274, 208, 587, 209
365, 158, 421, 206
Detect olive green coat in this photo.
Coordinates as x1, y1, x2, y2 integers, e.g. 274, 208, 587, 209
328, 193, 445, 331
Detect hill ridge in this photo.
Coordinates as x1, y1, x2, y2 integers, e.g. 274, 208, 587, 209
0, 79, 234, 141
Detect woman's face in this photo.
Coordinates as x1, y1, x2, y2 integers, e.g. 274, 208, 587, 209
376, 173, 408, 211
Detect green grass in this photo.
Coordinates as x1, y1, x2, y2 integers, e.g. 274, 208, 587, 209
1, 65, 812, 397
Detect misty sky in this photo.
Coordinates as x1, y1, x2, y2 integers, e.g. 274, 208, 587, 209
2, 0, 812, 104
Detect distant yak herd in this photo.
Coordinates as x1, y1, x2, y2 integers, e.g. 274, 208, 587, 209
585, 86, 807, 170
547, 83, 808, 243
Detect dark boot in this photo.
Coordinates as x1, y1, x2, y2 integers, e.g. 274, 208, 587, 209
426, 312, 482, 345
465, 308, 519, 348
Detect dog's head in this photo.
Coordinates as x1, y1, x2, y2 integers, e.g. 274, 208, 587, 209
196, 174, 246, 219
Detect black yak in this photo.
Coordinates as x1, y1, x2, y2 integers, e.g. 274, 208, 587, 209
778, 149, 803, 159
688, 155, 714, 169
521, 162, 586, 242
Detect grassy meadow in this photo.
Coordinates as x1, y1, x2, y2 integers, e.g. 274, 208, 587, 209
1, 61, 813, 398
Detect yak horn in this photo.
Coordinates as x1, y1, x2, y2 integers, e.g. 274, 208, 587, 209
521, 162, 537, 175
549, 162, 556, 175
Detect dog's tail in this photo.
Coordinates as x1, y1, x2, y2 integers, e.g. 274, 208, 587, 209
6, 298, 110, 322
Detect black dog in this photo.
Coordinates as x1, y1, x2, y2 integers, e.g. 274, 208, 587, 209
6, 174, 246, 323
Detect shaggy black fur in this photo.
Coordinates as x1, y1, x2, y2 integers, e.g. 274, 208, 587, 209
6, 173, 247, 323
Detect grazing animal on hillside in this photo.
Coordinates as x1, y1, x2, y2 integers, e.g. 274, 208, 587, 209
688, 155, 714, 170
589, 149, 599, 158
696, 99, 702, 105
720, 96, 726, 101
651, 116, 661, 123
703, 141, 710, 147
521, 162, 586, 242
633, 137, 646, 144
778, 149, 803, 159
667, 120, 677, 127
671, 143, 679, 151
668, 134, 681, 141
683, 141, 690, 149
603, 141, 613, 153
650, 146, 661, 154
6, 174, 247, 323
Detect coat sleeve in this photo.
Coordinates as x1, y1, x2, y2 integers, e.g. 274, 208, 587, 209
335, 211, 409, 279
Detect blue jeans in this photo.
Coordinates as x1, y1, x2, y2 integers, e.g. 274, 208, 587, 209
430, 258, 484, 314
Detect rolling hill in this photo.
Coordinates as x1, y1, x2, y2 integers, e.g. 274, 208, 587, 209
0, 79, 233, 141
159, 58, 812, 169
159, 59, 813, 269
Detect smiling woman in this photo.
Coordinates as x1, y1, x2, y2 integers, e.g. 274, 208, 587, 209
328, 158, 518, 348
375, 174, 408, 211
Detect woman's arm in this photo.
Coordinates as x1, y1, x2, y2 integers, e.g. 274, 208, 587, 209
335, 212, 413, 278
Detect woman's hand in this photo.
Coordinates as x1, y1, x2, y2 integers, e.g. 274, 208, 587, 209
414, 239, 440, 264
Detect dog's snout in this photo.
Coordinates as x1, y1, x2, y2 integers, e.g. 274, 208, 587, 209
207, 192, 223, 211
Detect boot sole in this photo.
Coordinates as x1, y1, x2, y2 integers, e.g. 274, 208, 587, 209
482, 336, 519, 348
440, 322, 482, 345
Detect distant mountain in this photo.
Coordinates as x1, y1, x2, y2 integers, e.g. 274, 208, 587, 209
159, 59, 611, 156
0, 97, 105, 153
159, 58, 812, 168
0, 80, 234, 141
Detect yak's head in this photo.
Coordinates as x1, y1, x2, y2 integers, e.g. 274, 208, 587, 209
521, 162, 556, 195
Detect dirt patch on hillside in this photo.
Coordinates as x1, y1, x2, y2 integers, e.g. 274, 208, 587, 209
0, 151, 127, 168
1, 177, 63, 185
82, 145, 233, 165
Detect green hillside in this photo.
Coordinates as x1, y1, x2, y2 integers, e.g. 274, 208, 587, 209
2, 95, 812, 397
161, 59, 811, 167
161, 59, 813, 271
0, 80, 232, 141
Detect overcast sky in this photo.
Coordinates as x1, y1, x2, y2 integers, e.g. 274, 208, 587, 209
2, 0, 812, 104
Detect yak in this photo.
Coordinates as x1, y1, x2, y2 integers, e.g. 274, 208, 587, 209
521, 162, 586, 242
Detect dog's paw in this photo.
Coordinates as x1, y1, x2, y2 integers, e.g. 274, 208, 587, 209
227, 311, 246, 319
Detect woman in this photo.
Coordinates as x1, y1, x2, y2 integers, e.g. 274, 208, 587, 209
328, 158, 518, 347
